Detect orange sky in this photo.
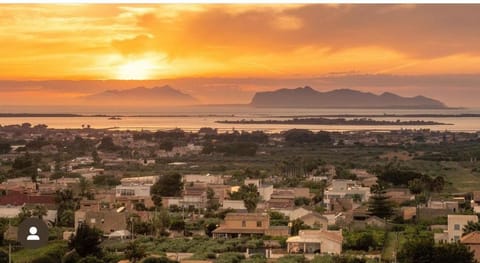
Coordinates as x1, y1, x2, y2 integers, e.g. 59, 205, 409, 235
1, 4, 480, 107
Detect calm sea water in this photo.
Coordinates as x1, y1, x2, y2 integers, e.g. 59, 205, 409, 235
1, 106, 480, 133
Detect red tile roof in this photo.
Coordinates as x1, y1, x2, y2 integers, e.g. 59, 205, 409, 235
461, 231, 480, 244
0, 190, 55, 206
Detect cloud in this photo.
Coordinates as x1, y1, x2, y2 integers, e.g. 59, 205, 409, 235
123, 4, 480, 59
2, 4, 480, 79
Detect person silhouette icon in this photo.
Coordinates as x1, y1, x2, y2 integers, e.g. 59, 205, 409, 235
26, 226, 40, 241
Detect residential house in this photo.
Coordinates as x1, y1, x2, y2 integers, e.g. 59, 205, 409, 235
120, 176, 158, 186
287, 230, 343, 254
0, 190, 56, 223
184, 174, 225, 185
276, 207, 312, 221
182, 183, 207, 209
297, 212, 328, 230
436, 215, 479, 243
75, 210, 128, 235
222, 200, 246, 211
212, 213, 288, 238
428, 198, 459, 213
326, 197, 355, 213
115, 185, 151, 197
448, 215, 478, 242
323, 180, 371, 203
461, 231, 480, 262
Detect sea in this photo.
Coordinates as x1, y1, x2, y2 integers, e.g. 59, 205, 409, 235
1, 106, 480, 133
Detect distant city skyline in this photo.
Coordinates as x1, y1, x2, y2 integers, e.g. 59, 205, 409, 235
1, 4, 480, 107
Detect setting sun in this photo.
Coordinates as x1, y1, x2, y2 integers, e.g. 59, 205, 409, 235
116, 59, 155, 80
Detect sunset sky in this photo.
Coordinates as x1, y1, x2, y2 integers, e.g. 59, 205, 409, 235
1, 4, 480, 107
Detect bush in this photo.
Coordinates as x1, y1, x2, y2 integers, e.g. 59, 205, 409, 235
78, 256, 104, 263
311, 255, 367, 263
141, 256, 178, 263
343, 230, 384, 251
215, 252, 245, 263
277, 255, 307, 263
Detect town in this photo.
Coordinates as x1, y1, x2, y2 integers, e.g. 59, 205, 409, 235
1, 123, 480, 263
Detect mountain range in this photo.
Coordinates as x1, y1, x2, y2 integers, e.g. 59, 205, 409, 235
83, 86, 198, 106
250, 86, 447, 109
81, 85, 447, 109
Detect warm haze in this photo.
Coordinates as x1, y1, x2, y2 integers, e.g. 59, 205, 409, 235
1, 4, 480, 107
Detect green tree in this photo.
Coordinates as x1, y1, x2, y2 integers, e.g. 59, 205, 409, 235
398, 237, 476, 263
216, 252, 245, 263
229, 184, 260, 213
270, 211, 289, 226
125, 241, 147, 263
290, 219, 310, 236
0, 143, 11, 154
367, 184, 394, 219
141, 257, 178, 263
69, 224, 103, 257
311, 255, 366, 263
463, 220, 480, 236
152, 208, 171, 236
206, 187, 220, 212
150, 173, 183, 207
79, 177, 95, 200
159, 141, 174, 152
78, 256, 104, 263
93, 174, 121, 187
92, 150, 101, 166
277, 255, 307, 263
11, 152, 39, 182
205, 222, 218, 237
397, 237, 434, 263
18, 206, 32, 222
32, 205, 48, 219
408, 178, 425, 195
55, 189, 78, 227
0, 218, 8, 245
0, 249, 7, 263
433, 242, 476, 263
98, 137, 118, 151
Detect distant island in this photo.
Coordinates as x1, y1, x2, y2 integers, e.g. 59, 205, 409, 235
217, 117, 450, 126
82, 85, 198, 106
250, 87, 447, 109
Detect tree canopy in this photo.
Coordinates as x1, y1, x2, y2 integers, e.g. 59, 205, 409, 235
150, 173, 183, 207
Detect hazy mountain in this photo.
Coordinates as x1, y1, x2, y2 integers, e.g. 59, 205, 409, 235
83, 86, 198, 106
250, 87, 447, 108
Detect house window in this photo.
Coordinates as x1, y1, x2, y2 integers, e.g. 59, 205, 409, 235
454, 224, 460, 230
257, 221, 262, 227
90, 218, 96, 224
242, 220, 246, 227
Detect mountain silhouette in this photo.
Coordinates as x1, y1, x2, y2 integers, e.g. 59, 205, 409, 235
83, 86, 198, 106
250, 86, 447, 108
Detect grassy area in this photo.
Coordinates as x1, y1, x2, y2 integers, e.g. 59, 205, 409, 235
382, 232, 404, 261
11, 240, 68, 263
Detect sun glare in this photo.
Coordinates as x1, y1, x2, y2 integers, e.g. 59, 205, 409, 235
116, 59, 155, 80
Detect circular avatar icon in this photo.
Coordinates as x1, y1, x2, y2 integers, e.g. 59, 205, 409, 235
18, 217, 48, 249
